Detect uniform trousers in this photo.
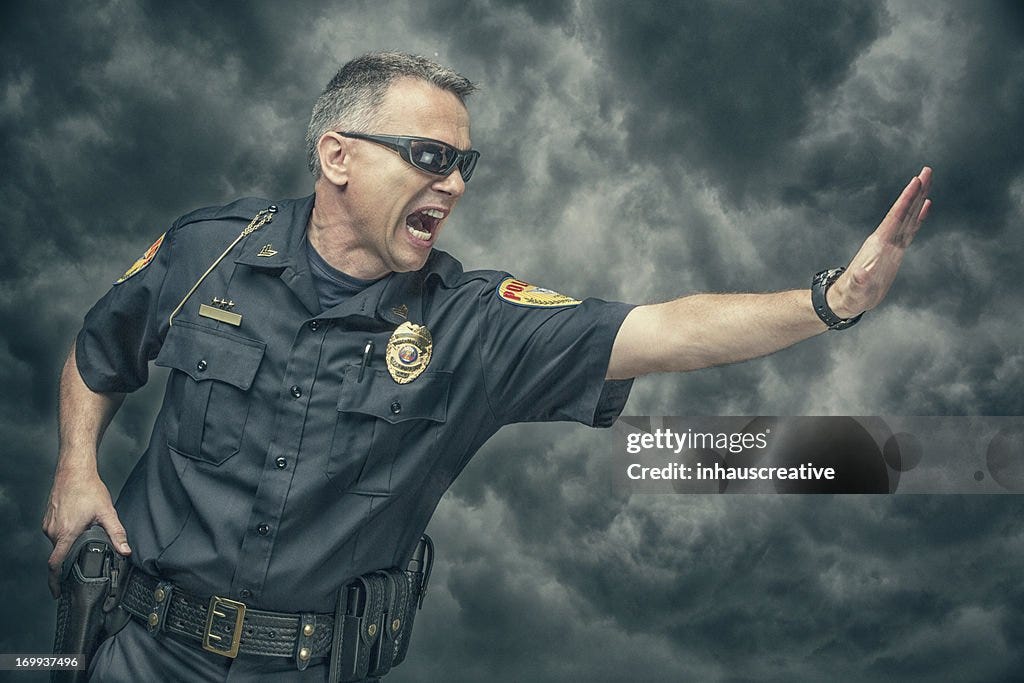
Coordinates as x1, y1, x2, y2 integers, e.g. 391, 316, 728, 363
89, 618, 380, 682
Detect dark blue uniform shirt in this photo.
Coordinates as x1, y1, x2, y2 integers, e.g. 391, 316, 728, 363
76, 194, 634, 612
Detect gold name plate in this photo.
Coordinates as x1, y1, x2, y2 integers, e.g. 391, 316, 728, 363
198, 303, 242, 327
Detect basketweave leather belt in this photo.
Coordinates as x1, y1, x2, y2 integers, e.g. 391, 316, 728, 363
121, 569, 335, 662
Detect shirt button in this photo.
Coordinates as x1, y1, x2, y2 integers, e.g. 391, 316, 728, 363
290, 385, 302, 398
196, 359, 207, 371
257, 523, 270, 536
275, 457, 287, 469
390, 401, 401, 415
309, 320, 320, 331
240, 589, 252, 599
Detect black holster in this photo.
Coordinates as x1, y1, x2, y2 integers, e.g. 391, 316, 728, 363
328, 535, 433, 683
51, 526, 131, 683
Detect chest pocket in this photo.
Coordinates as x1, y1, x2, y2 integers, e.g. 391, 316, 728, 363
328, 366, 451, 496
155, 320, 265, 465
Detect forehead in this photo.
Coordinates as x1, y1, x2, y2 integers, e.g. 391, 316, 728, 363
373, 77, 472, 149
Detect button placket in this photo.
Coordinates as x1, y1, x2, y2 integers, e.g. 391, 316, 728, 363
230, 312, 331, 601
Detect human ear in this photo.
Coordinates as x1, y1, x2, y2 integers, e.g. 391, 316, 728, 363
317, 132, 350, 186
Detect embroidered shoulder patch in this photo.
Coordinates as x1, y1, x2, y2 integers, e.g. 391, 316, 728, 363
115, 233, 165, 284
496, 277, 581, 307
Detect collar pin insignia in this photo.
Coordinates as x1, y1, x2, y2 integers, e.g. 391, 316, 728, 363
257, 244, 278, 257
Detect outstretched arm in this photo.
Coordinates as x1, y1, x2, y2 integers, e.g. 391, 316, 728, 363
42, 344, 131, 597
607, 167, 933, 380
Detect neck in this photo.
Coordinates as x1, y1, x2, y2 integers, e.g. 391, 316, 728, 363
308, 184, 391, 280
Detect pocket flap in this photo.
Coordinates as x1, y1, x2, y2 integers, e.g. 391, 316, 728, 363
337, 367, 450, 424
155, 320, 265, 390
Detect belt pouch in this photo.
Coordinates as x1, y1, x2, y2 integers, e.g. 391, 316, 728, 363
367, 571, 402, 677
359, 572, 388, 677
393, 534, 433, 667
329, 579, 368, 683
396, 569, 425, 667
377, 568, 410, 674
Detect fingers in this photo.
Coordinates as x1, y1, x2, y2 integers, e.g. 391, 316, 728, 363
885, 176, 920, 226
44, 516, 91, 599
918, 198, 932, 223
917, 165, 933, 193
901, 168, 932, 245
892, 166, 932, 220
47, 539, 71, 598
907, 178, 928, 221
898, 187, 928, 245
884, 166, 932, 247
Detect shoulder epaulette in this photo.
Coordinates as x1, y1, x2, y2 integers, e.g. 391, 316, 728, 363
172, 197, 274, 231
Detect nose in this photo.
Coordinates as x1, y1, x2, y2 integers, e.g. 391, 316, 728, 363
432, 167, 466, 198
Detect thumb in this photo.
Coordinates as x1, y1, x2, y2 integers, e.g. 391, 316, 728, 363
97, 510, 131, 555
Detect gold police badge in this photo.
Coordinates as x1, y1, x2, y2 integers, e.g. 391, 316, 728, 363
386, 321, 432, 384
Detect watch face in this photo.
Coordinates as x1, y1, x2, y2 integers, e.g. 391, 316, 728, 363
814, 267, 844, 288
811, 268, 843, 290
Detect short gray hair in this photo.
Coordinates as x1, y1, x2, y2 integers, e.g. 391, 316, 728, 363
306, 52, 477, 178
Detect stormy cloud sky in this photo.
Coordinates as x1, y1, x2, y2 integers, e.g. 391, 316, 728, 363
2, 0, 1023, 680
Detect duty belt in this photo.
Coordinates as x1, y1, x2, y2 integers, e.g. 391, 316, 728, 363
121, 570, 335, 662
118, 535, 433, 680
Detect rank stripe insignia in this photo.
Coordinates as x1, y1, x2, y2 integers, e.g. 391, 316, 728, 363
115, 233, 166, 284
495, 277, 581, 308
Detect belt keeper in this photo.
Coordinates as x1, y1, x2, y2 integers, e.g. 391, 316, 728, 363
146, 581, 175, 636
295, 612, 316, 671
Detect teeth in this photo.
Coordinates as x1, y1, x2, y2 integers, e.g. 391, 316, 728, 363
407, 224, 432, 241
422, 209, 445, 219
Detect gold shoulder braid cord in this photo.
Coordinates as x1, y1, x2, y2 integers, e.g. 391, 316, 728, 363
168, 206, 277, 326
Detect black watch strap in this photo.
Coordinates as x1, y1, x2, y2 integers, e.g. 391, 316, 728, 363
811, 268, 863, 330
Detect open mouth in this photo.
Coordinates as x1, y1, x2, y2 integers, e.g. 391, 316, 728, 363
405, 208, 446, 242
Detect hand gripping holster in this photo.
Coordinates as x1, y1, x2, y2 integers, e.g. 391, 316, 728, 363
51, 526, 131, 683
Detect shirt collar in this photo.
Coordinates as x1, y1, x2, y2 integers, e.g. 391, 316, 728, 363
232, 194, 459, 326
233, 194, 314, 270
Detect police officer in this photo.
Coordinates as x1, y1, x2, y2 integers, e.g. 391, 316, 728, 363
42, 52, 932, 681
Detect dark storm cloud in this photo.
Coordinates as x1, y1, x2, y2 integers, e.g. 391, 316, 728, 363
3, 1, 1024, 680
589, 0, 887, 199
923, 0, 1024, 232
436, 428, 1024, 681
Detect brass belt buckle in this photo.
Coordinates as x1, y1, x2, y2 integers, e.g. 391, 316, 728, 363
202, 595, 247, 658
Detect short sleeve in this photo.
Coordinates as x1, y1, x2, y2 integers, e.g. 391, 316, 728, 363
75, 230, 175, 393
478, 286, 636, 427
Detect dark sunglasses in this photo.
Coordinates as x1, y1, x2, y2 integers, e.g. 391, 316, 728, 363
338, 132, 480, 182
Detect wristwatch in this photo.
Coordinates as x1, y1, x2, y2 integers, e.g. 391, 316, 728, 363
811, 267, 863, 330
